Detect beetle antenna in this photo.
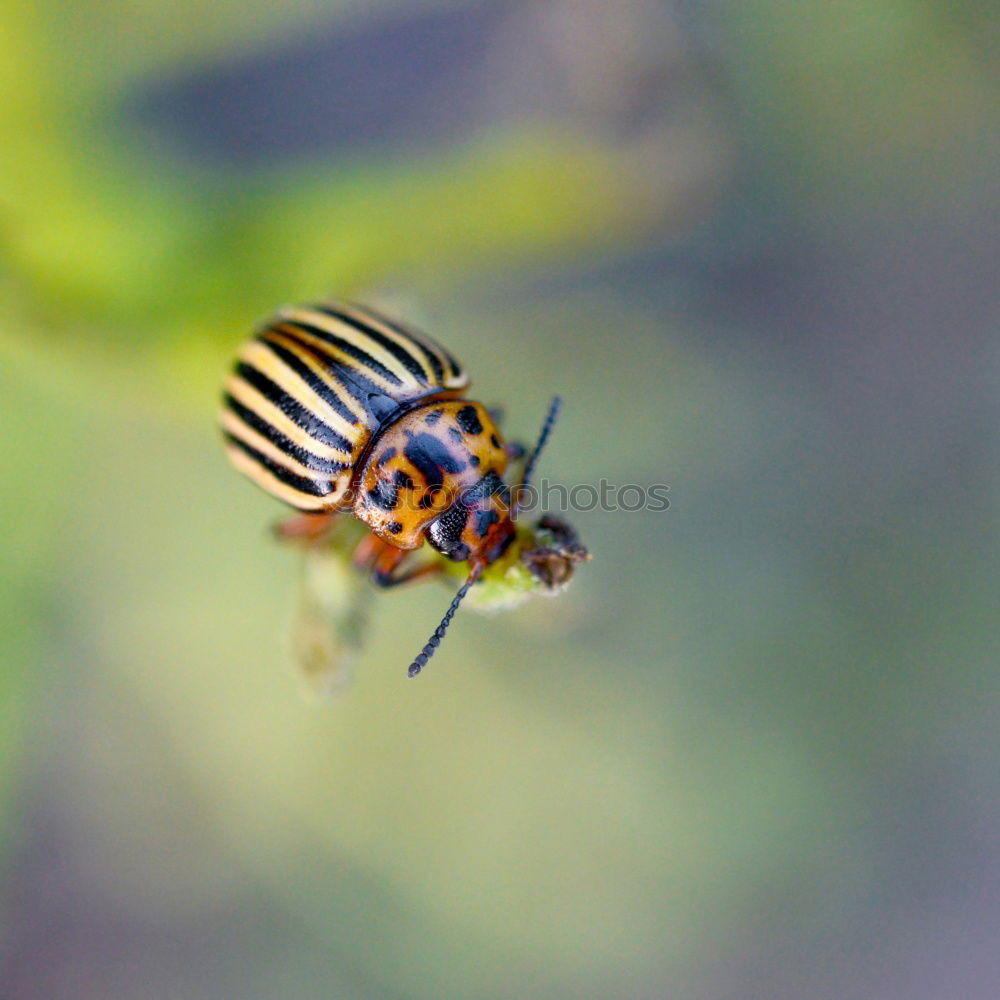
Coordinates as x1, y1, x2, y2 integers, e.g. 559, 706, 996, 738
407, 562, 483, 678
513, 395, 562, 518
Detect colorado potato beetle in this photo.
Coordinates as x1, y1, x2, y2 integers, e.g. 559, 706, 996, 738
220, 299, 585, 677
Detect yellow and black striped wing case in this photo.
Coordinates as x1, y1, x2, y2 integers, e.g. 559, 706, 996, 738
221, 300, 469, 511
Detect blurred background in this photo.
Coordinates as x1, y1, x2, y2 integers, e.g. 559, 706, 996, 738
1, 1, 997, 997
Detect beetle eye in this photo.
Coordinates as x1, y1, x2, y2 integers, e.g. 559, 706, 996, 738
427, 503, 468, 559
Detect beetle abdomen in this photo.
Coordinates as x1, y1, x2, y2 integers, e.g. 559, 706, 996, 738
221, 300, 469, 511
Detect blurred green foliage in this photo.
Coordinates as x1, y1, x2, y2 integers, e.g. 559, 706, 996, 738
1, 1, 997, 997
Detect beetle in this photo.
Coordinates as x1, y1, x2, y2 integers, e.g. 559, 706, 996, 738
220, 299, 569, 677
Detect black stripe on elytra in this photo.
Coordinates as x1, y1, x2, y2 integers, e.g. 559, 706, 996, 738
316, 304, 431, 383
285, 318, 403, 386
357, 304, 450, 384
233, 364, 353, 452
404, 432, 466, 494
270, 330, 398, 420
440, 346, 463, 380
456, 405, 483, 435
224, 394, 348, 475
424, 408, 444, 425
224, 433, 333, 497
259, 336, 359, 425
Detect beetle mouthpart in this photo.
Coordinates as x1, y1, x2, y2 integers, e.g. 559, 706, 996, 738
520, 515, 590, 593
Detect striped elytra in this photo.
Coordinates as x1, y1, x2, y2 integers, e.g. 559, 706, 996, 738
221, 300, 469, 512
222, 298, 573, 679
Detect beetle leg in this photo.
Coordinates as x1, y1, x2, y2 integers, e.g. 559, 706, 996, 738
273, 512, 339, 545
371, 548, 444, 588
373, 561, 444, 588
352, 531, 386, 571
354, 537, 443, 589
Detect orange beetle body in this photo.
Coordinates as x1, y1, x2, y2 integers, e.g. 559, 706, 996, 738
221, 299, 565, 675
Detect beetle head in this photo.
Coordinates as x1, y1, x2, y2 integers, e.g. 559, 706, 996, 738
426, 471, 515, 563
